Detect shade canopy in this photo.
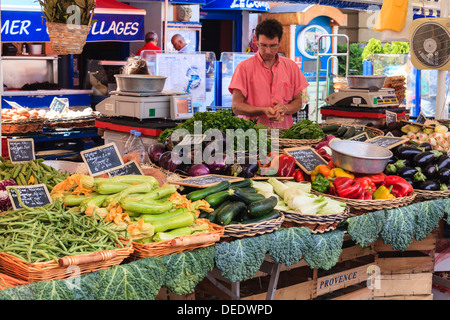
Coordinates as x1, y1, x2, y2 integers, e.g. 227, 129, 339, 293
1, 0, 146, 43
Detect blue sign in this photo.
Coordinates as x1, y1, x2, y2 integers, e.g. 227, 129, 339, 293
1, 11, 145, 42
202, 0, 270, 12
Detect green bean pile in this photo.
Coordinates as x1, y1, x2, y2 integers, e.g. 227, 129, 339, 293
0, 200, 130, 264
0, 157, 69, 190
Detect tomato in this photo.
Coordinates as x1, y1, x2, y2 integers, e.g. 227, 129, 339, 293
292, 169, 304, 182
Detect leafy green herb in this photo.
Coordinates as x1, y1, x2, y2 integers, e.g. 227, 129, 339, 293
280, 119, 324, 140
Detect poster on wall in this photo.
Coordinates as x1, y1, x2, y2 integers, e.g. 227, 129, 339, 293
156, 53, 206, 102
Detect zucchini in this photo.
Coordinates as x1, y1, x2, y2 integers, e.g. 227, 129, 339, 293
142, 208, 189, 224
63, 193, 98, 207
230, 179, 252, 189
79, 195, 108, 213
240, 187, 257, 193
150, 211, 195, 233
343, 126, 356, 139
240, 210, 280, 224
230, 188, 265, 205
335, 126, 347, 137
120, 198, 174, 214
133, 185, 177, 201
186, 181, 231, 201
95, 182, 131, 195
205, 190, 231, 207
248, 196, 278, 217
321, 124, 340, 133
216, 201, 247, 226
207, 201, 228, 223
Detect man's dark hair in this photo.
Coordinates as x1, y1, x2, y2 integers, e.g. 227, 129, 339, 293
145, 31, 158, 43
255, 19, 283, 41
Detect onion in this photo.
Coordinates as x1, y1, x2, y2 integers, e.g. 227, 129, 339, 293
188, 164, 210, 176
159, 151, 183, 172
148, 143, 165, 164
205, 153, 229, 174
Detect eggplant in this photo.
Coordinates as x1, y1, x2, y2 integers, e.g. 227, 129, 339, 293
423, 164, 438, 179
418, 142, 432, 152
187, 164, 210, 176
416, 180, 440, 191
240, 163, 259, 178
396, 145, 422, 159
436, 155, 450, 170
438, 168, 450, 183
396, 166, 418, 179
414, 151, 439, 167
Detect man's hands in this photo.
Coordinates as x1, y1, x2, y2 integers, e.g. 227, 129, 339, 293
265, 102, 288, 122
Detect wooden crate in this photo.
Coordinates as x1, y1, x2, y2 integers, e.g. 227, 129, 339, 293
373, 232, 437, 300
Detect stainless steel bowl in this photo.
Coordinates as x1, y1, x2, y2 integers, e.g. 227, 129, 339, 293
347, 75, 386, 90
115, 74, 167, 93
329, 140, 393, 174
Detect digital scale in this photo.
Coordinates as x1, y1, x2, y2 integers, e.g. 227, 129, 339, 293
95, 90, 194, 121
325, 88, 399, 108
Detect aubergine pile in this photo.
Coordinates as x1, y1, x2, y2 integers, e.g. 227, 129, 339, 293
384, 142, 450, 191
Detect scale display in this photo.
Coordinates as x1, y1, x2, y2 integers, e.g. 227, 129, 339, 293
325, 88, 399, 108
170, 96, 193, 120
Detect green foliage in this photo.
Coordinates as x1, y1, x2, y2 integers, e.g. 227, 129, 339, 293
215, 234, 271, 282
337, 43, 364, 75
412, 200, 444, 241
383, 41, 410, 55
38, 0, 96, 25
162, 246, 215, 295
346, 210, 386, 247
280, 119, 324, 140
380, 207, 416, 251
361, 38, 410, 61
268, 227, 311, 267
301, 229, 345, 270
361, 39, 384, 60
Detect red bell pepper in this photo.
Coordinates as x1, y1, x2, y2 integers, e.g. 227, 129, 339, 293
317, 148, 332, 162
361, 172, 386, 184
382, 175, 413, 198
273, 154, 296, 177
333, 177, 363, 199
292, 169, 304, 182
355, 177, 376, 200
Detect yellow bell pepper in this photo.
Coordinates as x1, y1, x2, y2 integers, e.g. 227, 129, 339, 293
372, 185, 395, 200
311, 165, 332, 182
329, 168, 354, 179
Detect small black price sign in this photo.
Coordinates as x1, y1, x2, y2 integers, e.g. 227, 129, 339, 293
366, 136, 408, 149
385, 111, 397, 125
283, 146, 328, 175
416, 112, 427, 125
7, 138, 35, 163
108, 160, 143, 177
81, 143, 124, 176
7, 184, 52, 210
49, 97, 69, 114
172, 174, 243, 188
349, 132, 369, 142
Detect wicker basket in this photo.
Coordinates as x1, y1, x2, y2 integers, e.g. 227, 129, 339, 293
318, 122, 385, 139
0, 242, 133, 283
46, 22, 91, 55
413, 189, 450, 200
127, 220, 224, 259
282, 207, 350, 234
273, 128, 325, 149
310, 190, 416, 212
223, 212, 285, 238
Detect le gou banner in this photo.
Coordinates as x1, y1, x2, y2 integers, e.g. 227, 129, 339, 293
1, 0, 146, 43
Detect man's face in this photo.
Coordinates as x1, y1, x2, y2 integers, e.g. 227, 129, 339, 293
257, 34, 280, 62
172, 38, 184, 51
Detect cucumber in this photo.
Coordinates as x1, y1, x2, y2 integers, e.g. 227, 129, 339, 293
248, 196, 278, 217
186, 181, 231, 201
230, 179, 252, 189
240, 210, 280, 224
321, 124, 340, 133
335, 126, 347, 137
343, 126, 356, 139
216, 201, 247, 226
205, 190, 231, 207
230, 188, 265, 205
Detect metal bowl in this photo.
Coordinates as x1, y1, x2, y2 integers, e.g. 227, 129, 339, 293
347, 75, 386, 90
329, 140, 393, 174
114, 74, 167, 93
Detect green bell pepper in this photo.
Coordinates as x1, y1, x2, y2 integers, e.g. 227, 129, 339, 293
311, 173, 330, 193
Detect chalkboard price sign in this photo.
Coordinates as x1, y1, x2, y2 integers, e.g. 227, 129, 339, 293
385, 111, 397, 125
283, 147, 328, 174
172, 174, 244, 188
49, 97, 69, 114
416, 112, 427, 125
7, 184, 52, 210
349, 132, 369, 142
108, 160, 143, 177
366, 136, 408, 149
7, 138, 35, 163
81, 143, 124, 176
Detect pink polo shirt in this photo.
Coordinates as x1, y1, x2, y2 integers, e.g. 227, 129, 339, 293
228, 53, 309, 129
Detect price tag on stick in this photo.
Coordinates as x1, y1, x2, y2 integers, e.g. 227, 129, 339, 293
7, 184, 52, 210
283, 146, 328, 175
108, 160, 144, 177
385, 111, 397, 126
7, 138, 35, 163
81, 143, 124, 176
366, 136, 408, 149
49, 97, 69, 114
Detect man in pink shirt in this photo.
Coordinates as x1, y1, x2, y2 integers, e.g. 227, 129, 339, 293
228, 19, 309, 129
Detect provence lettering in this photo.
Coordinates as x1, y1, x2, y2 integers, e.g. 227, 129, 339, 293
319, 271, 358, 289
